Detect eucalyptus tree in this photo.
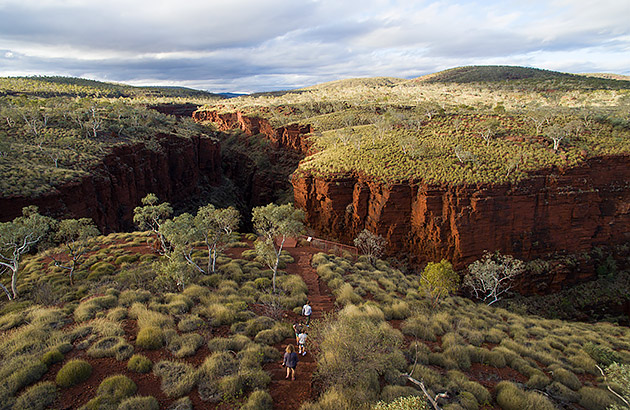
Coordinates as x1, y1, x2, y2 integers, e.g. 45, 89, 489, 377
195, 204, 240, 274
51, 218, 99, 285
252, 203, 304, 293
0, 206, 53, 299
160, 205, 240, 275
133, 193, 173, 253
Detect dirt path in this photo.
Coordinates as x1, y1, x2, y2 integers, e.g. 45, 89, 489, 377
265, 245, 336, 410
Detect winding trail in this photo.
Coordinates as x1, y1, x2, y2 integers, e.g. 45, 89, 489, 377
265, 245, 336, 410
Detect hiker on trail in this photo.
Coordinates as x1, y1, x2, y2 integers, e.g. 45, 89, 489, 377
282, 344, 299, 380
302, 300, 312, 326
297, 330, 308, 356
293, 322, 302, 345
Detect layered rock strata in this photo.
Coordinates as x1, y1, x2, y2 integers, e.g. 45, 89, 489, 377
292, 156, 630, 291
0, 134, 220, 232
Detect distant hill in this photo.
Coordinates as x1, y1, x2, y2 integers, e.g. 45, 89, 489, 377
579, 72, 630, 81
300, 76, 404, 91
414, 65, 630, 90
0, 76, 223, 100
416, 65, 571, 83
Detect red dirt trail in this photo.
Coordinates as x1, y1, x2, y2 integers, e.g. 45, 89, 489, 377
266, 245, 337, 410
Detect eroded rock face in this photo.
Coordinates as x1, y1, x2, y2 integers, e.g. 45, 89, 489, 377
192, 110, 313, 155
0, 134, 221, 232
292, 156, 630, 291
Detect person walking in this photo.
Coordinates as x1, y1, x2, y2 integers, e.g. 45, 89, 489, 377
297, 330, 308, 356
293, 322, 302, 345
282, 344, 299, 380
302, 300, 312, 326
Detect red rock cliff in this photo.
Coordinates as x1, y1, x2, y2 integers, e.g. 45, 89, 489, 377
292, 156, 630, 290
192, 110, 313, 156
0, 134, 221, 233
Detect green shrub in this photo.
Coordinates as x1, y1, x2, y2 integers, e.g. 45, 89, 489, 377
82, 395, 118, 410
547, 381, 580, 403
444, 346, 471, 371
583, 342, 621, 367
74, 294, 118, 322
458, 391, 479, 410
578, 386, 618, 410
118, 290, 152, 306
373, 395, 429, 410
106, 307, 128, 321
253, 277, 272, 289
56, 359, 92, 387
524, 391, 555, 410
128, 354, 152, 373
238, 344, 280, 368
241, 389, 273, 410
240, 369, 271, 391
88, 262, 117, 280
495, 381, 526, 410
335, 282, 363, 306
552, 367, 581, 390
97, 374, 137, 401
199, 352, 238, 379
87, 336, 134, 360
13, 381, 57, 410
177, 314, 205, 332
167, 333, 205, 357
153, 360, 197, 397
41, 349, 64, 366
526, 372, 551, 389
218, 374, 244, 399
117, 395, 159, 410
462, 381, 491, 405
241, 316, 276, 337
401, 315, 437, 341
207, 334, 251, 352
136, 326, 164, 350
204, 303, 237, 326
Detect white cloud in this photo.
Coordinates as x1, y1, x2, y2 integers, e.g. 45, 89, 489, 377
0, 0, 628, 92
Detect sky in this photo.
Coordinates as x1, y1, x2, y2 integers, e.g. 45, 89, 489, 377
0, 0, 629, 93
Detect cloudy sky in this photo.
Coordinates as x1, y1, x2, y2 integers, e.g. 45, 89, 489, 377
0, 0, 628, 93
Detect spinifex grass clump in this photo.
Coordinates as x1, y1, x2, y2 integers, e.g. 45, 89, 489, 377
127, 354, 153, 373
55, 359, 92, 388
306, 250, 630, 409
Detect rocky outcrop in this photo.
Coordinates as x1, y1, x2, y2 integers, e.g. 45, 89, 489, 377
0, 134, 221, 233
193, 110, 314, 156
292, 156, 630, 291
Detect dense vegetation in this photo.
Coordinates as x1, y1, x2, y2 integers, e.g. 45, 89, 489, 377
2, 66, 630, 410
198, 66, 630, 185
0, 227, 628, 409
0, 77, 221, 197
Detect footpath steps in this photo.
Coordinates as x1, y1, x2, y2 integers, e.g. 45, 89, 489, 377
266, 246, 336, 410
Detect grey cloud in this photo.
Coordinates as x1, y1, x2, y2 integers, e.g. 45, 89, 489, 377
1, 0, 629, 92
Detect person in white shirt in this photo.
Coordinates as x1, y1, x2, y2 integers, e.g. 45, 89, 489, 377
297, 330, 308, 356
302, 301, 312, 326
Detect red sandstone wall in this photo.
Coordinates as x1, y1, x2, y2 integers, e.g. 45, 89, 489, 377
193, 109, 630, 291
192, 110, 314, 156
0, 134, 221, 233
292, 156, 630, 289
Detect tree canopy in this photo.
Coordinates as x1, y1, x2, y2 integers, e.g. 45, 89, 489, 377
0, 206, 53, 299
252, 203, 304, 293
